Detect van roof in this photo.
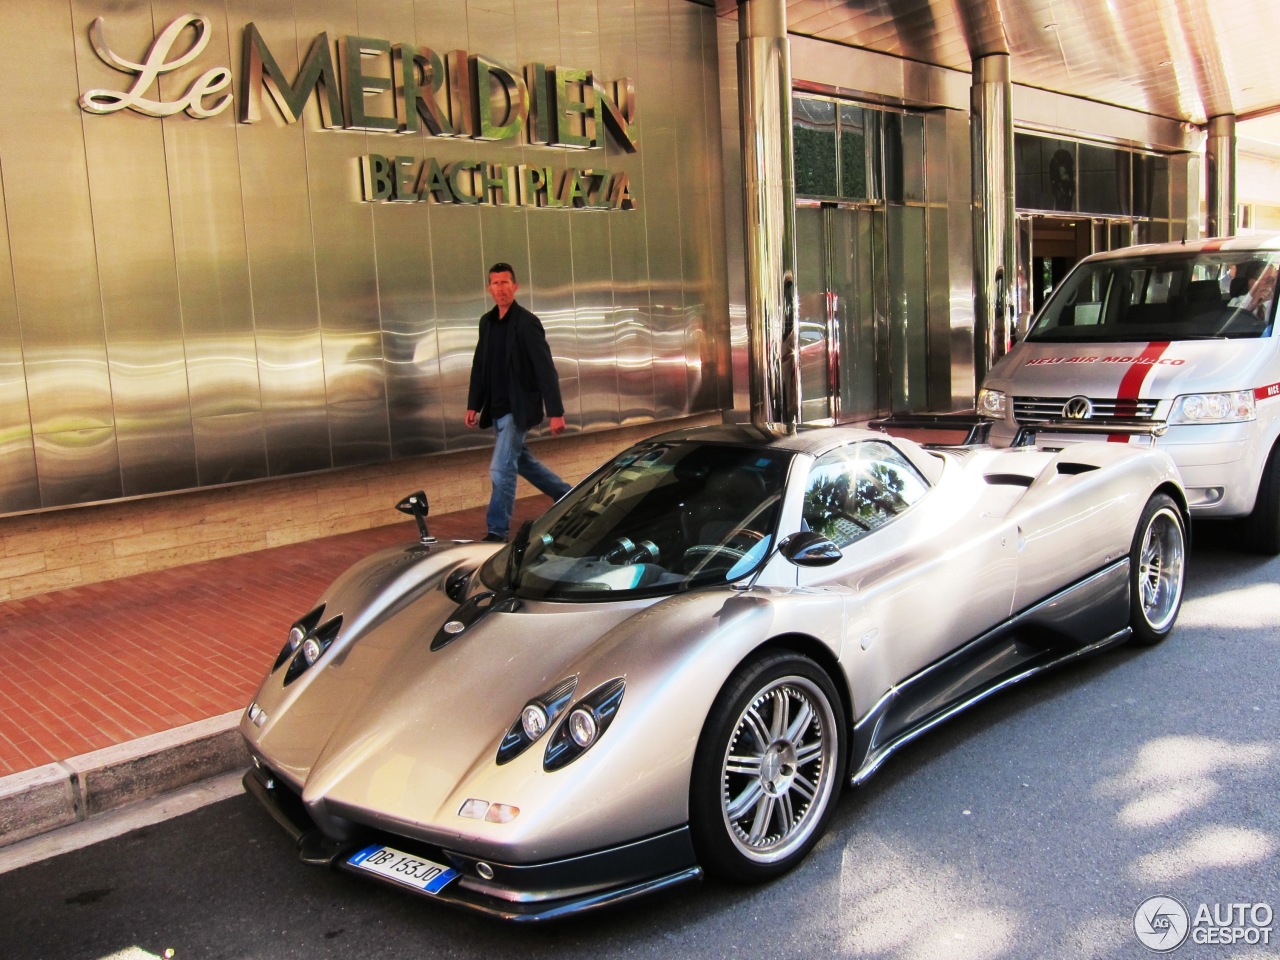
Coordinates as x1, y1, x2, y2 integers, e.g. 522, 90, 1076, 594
1085, 233, 1280, 263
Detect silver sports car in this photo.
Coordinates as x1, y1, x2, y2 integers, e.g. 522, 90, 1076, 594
240, 422, 1187, 921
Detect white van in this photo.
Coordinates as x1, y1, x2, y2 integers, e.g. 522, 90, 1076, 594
977, 235, 1280, 553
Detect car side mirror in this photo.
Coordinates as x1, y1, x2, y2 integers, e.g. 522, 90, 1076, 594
778, 531, 842, 566
396, 490, 436, 544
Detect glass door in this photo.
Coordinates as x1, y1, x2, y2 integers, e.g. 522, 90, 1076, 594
795, 204, 899, 423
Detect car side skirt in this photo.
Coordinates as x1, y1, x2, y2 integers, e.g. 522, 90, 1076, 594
242, 766, 702, 922
849, 559, 1132, 786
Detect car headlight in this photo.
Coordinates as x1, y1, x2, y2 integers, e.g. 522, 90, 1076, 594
274, 607, 325, 670
544, 678, 625, 771
1168, 390, 1255, 425
496, 676, 578, 765
282, 615, 343, 685
977, 387, 1007, 418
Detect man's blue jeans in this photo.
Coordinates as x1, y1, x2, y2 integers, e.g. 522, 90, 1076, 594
486, 414, 572, 539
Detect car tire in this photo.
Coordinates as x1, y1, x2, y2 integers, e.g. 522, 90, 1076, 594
689, 651, 846, 883
1129, 493, 1187, 646
1243, 443, 1280, 555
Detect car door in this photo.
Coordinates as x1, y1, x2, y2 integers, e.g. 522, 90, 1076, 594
794, 440, 1020, 736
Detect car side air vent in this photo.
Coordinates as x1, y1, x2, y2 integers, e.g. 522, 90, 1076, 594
1056, 462, 1099, 475
983, 473, 1033, 487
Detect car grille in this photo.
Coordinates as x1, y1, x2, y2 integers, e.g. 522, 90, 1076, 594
1013, 396, 1160, 423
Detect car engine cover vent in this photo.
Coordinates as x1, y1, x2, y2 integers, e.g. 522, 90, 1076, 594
983, 473, 1034, 487
1056, 462, 1099, 475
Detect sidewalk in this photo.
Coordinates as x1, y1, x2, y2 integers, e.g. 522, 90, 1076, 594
0, 496, 549, 847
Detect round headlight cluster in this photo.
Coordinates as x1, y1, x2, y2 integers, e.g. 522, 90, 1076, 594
287, 625, 306, 651
521, 704, 548, 740
568, 708, 598, 748
301, 636, 324, 665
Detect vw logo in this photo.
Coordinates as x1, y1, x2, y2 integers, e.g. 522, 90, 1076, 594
1063, 396, 1094, 419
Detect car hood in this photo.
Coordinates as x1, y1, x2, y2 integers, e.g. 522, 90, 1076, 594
986, 337, 1277, 400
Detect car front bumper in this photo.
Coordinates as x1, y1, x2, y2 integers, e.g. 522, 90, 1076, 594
242, 764, 702, 922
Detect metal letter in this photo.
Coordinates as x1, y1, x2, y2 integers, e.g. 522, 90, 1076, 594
595, 77, 638, 153
361, 154, 393, 201
416, 158, 456, 202
240, 23, 342, 127
446, 160, 482, 203
340, 36, 398, 133
525, 63, 552, 145
446, 50, 473, 138
391, 156, 420, 202
80, 14, 232, 119
397, 45, 454, 136
517, 164, 548, 207
481, 163, 513, 205
472, 55, 527, 141
551, 67, 594, 149
608, 172, 637, 210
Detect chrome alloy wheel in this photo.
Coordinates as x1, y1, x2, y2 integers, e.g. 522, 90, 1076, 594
719, 675, 839, 864
1138, 505, 1186, 633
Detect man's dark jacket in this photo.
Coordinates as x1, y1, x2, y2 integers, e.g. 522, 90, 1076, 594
467, 300, 565, 431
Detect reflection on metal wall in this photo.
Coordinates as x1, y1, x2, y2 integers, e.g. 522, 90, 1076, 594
0, 0, 730, 516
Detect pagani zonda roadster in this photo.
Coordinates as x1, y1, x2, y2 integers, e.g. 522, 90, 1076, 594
241, 423, 1187, 921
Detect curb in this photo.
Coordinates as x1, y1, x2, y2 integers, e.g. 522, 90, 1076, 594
0, 711, 249, 848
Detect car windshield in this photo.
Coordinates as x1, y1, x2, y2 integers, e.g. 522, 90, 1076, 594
1026, 250, 1279, 343
479, 441, 791, 601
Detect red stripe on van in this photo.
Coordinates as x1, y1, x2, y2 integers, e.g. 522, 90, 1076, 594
1109, 341, 1170, 442
1257, 382, 1280, 402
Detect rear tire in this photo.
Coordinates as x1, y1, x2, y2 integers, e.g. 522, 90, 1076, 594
1243, 444, 1280, 555
1129, 494, 1186, 646
689, 652, 846, 883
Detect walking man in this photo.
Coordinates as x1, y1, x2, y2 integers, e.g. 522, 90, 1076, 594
465, 262, 572, 542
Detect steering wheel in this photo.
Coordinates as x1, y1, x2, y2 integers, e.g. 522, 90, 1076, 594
678, 530, 763, 575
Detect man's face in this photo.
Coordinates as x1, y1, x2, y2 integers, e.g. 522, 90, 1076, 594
488, 270, 518, 311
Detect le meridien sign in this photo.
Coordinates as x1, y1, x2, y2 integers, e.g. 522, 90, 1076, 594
79, 14, 640, 210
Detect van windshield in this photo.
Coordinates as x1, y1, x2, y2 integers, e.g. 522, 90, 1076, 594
1026, 250, 1279, 343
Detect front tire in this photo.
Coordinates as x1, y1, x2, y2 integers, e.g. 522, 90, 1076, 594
690, 652, 846, 882
1243, 443, 1280, 555
1129, 494, 1186, 646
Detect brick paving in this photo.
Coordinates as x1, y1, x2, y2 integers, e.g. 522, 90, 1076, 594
0, 497, 549, 776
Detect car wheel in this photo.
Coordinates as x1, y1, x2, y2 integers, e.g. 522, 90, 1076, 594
1129, 494, 1187, 646
689, 652, 846, 882
1243, 443, 1280, 555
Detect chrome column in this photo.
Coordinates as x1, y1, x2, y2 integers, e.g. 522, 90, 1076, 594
738, 0, 799, 428
1205, 114, 1237, 238
971, 53, 1015, 384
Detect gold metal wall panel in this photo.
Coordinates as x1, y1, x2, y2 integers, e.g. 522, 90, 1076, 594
302, 2, 391, 466
0, 0, 120, 509
33, 428, 121, 508
636, 0, 687, 421
227, 3, 332, 476
72, 1, 199, 498
192, 413, 270, 486
433, 203, 490, 453
0, 164, 40, 513
601, 1, 657, 427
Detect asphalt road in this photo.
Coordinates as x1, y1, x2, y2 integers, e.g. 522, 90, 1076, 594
1, 526, 1277, 960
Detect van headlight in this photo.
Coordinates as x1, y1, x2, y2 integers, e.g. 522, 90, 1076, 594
1168, 390, 1255, 424
977, 388, 1007, 418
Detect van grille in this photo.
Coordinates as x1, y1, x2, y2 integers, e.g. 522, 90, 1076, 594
1013, 396, 1160, 422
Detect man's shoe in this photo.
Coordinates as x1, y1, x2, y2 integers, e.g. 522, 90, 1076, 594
482, 532, 508, 543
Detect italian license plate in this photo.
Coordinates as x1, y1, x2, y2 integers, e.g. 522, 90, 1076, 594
348, 844, 459, 894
